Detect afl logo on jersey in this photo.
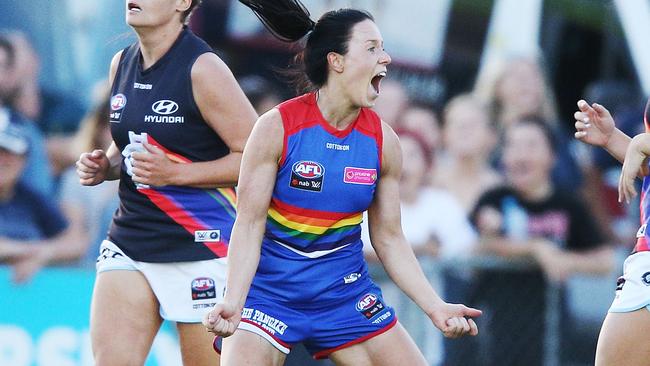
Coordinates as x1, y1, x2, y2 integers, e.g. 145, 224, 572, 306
356, 293, 378, 311
356, 293, 386, 320
110, 94, 127, 111
293, 161, 323, 178
290, 161, 324, 192
152, 100, 179, 115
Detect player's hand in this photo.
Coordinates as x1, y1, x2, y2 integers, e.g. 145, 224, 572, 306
76, 149, 111, 186
429, 302, 482, 338
130, 142, 179, 187
619, 134, 650, 204
574, 100, 615, 148
203, 302, 241, 337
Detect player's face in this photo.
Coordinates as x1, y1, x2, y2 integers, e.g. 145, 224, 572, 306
503, 123, 554, 192
125, 0, 187, 28
338, 20, 391, 108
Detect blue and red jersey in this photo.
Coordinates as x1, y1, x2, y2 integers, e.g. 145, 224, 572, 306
264, 92, 383, 257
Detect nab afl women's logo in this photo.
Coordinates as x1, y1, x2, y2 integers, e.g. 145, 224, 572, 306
290, 161, 325, 192
110, 94, 127, 111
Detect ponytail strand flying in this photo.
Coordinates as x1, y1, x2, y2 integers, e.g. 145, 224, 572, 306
238, 0, 315, 42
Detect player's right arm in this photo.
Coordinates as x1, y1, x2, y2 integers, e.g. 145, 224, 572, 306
203, 108, 284, 337
76, 51, 123, 185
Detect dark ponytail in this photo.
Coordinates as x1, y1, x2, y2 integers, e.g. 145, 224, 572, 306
239, 0, 373, 91
238, 0, 315, 42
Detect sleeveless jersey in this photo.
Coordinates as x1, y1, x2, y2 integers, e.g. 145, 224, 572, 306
635, 98, 650, 253
108, 27, 236, 262
264, 92, 383, 257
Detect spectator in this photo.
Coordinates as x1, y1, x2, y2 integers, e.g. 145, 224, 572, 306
0, 33, 55, 197
475, 55, 582, 191
0, 122, 83, 283
434, 93, 502, 213
399, 104, 441, 152
4, 30, 86, 135
58, 82, 118, 267
3, 31, 85, 176
466, 118, 614, 366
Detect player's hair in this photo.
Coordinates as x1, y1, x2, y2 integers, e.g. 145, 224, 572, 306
182, 0, 202, 24
238, 0, 374, 91
0, 35, 16, 68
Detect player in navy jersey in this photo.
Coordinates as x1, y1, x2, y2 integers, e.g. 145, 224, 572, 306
575, 99, 650, 365
203, 1, 481, 365
75, 0, 256, 365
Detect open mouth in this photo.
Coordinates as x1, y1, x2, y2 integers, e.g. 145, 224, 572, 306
371, 71, 387, 94
128, 2, 142, 12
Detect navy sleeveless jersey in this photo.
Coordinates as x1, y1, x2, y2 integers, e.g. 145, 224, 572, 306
108, 27, 236, 262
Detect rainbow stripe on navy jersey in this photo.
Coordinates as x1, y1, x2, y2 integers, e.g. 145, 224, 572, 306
264, 93, 382, 256
139, 135, 235, 257
634, 99, 650, 253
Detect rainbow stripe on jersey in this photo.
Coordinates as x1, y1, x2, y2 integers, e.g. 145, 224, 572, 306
138, 134, 235, 257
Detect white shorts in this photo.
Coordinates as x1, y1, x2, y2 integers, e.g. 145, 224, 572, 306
96, 240, 227, 323
609, 251, 650, 313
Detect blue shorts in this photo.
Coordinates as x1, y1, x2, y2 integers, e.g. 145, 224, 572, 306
234, 239, 397, 359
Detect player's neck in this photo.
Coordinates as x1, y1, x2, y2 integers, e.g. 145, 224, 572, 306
136, 22, 183, 70
316, 86, 359, 130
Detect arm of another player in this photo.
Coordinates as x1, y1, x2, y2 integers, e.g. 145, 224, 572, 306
76, 51, 124, 185
204, 109, 283, 336
619, 133, 650, 203
367, 122, 481, 339
132, 53, 256, 189
574, 99, 632, 164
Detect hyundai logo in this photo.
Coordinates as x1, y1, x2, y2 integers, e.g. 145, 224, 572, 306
152, 100, 179, 115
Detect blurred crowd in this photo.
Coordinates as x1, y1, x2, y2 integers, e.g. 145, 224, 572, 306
0, 7, 646, 365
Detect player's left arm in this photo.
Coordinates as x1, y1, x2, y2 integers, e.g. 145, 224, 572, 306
133, 53, 257, 188
367, 122, 481, 338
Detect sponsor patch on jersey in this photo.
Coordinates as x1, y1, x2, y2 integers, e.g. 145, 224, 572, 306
195, 230, 221, 242
290, 160, 324, 192
344, 167, 377, 185
356, 293, 385, 319
152, 100, 179, 115
110, 93, 127, 123
191, 277, 216, 300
